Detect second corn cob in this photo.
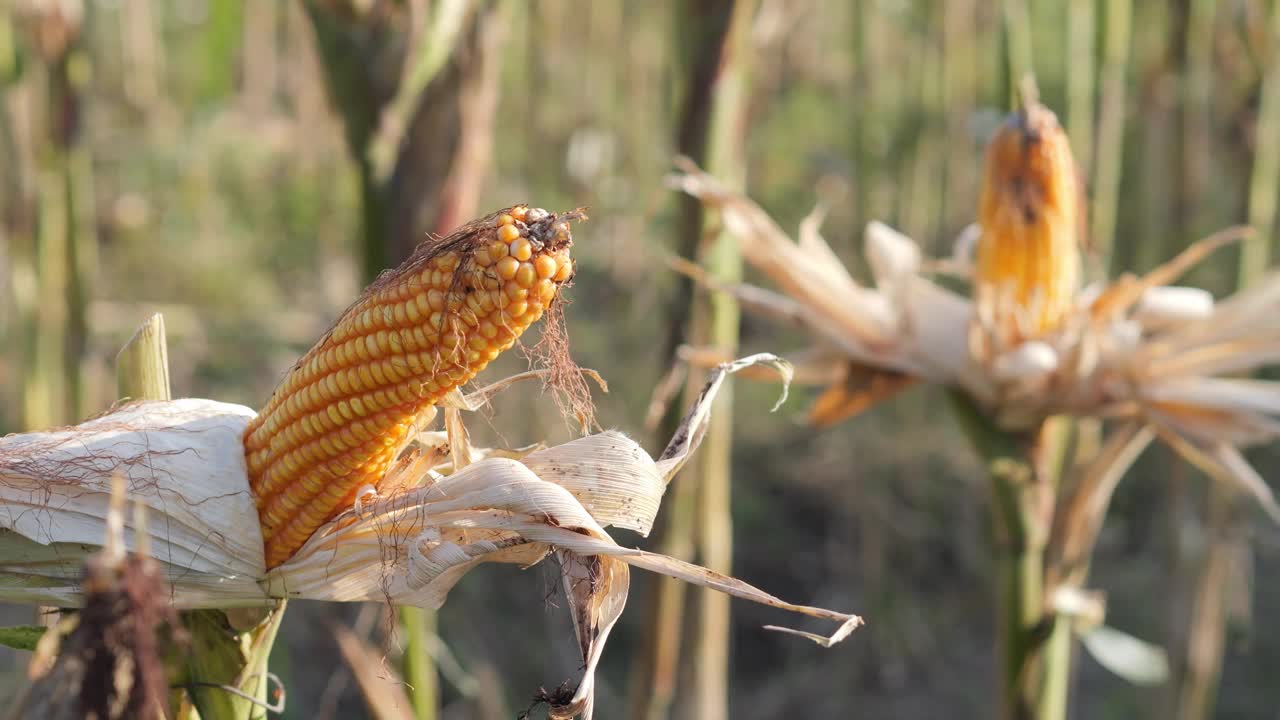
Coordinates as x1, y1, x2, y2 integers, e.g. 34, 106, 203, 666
245, 206, 578, 568
976, 100, 1082, 336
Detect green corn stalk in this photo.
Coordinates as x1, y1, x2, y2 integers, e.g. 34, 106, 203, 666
117, 314, 286, 720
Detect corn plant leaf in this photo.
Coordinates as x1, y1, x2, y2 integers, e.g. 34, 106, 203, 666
332, 622, 416, 720
1079, 625, 1170, 686
655, 352, 792, 482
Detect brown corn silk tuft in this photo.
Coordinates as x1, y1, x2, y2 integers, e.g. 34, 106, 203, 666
976, 100, 1082, 336
245, 206, 579, 568
15, 553, 180, 719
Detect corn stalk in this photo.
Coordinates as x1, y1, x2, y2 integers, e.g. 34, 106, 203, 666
401, 594, 438, 720
304, 0, 504, 281
305, 5, 509, 716
1066, 0, 1095, 184
631, 2, 755, 718
1243, 0, 1280, 275
689, 3, 754, 717
1091, 0, 1133, 262
1001, 0, 1034, 108
1167, 8, 1280, 717
117, 314, 286, 720
0, 1, 29, 439
949, 394, 1065, 720
16, 1, 96, 430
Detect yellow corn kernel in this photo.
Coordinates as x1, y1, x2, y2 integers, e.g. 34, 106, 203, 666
515, 262, 536, 288
976, 100, 1081, 335
554, 257, 573, 282
496, 255, 520, 280
244, 206, 581, 568
534, 254, 558, 279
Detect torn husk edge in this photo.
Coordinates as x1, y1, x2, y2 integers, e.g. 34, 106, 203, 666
0, 353, 859, 720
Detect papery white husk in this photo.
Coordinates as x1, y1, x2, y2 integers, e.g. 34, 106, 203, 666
0, 353, 858, 720
0, 399, 265, 607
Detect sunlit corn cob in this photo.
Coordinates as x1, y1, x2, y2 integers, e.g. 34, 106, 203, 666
244, 206, 578, 568
976, 101, 1081, 335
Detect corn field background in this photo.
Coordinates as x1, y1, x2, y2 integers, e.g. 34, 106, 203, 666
2, 1, 1279, 719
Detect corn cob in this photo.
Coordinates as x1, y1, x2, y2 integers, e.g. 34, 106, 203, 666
976, 100, 1082, 335
245, 206, 578, 568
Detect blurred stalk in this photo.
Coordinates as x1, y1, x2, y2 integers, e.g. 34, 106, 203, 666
630, 3, 754, 719
64, 47, 96, 420
1242, 0, 1280, 276
953, 396, 1074, 720
116, 315, 287, 720
27, 62, 69, 430
402, 602, 439, 720
1181, 0, 1215, 228
0, 9, 24, 437
1035, 429, 1073, 720
1092, 0, 1133, 263
1167, 12, 1280, 717
848, 0, 867, 234
119, 0, 165, 119
689, 3, 754, 718
306, 0, 502, 280
357, 157, 391, 282
19, 1, 96, 429
1066, 0, 1095, 189
1002, 0, 1034, 108
943, 0, 978, 233
1135, 1, 1176, 274
308, 6, 508, 717
241, 1, 278, 120
194, 0, 242, 105
903, 11, 943, 250
0, 6, 15, 81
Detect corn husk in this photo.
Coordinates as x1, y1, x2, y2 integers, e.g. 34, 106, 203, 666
0, 354, 858, 720
0, 399, 264, 607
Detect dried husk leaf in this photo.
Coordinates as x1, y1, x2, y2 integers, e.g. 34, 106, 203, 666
0, 399, 264, 607
1134, 286, 1214, 328
668, 161, 900, 361
521, 432, 664, 535
1052, 422, 1155, 586
0, 355, 858, 720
